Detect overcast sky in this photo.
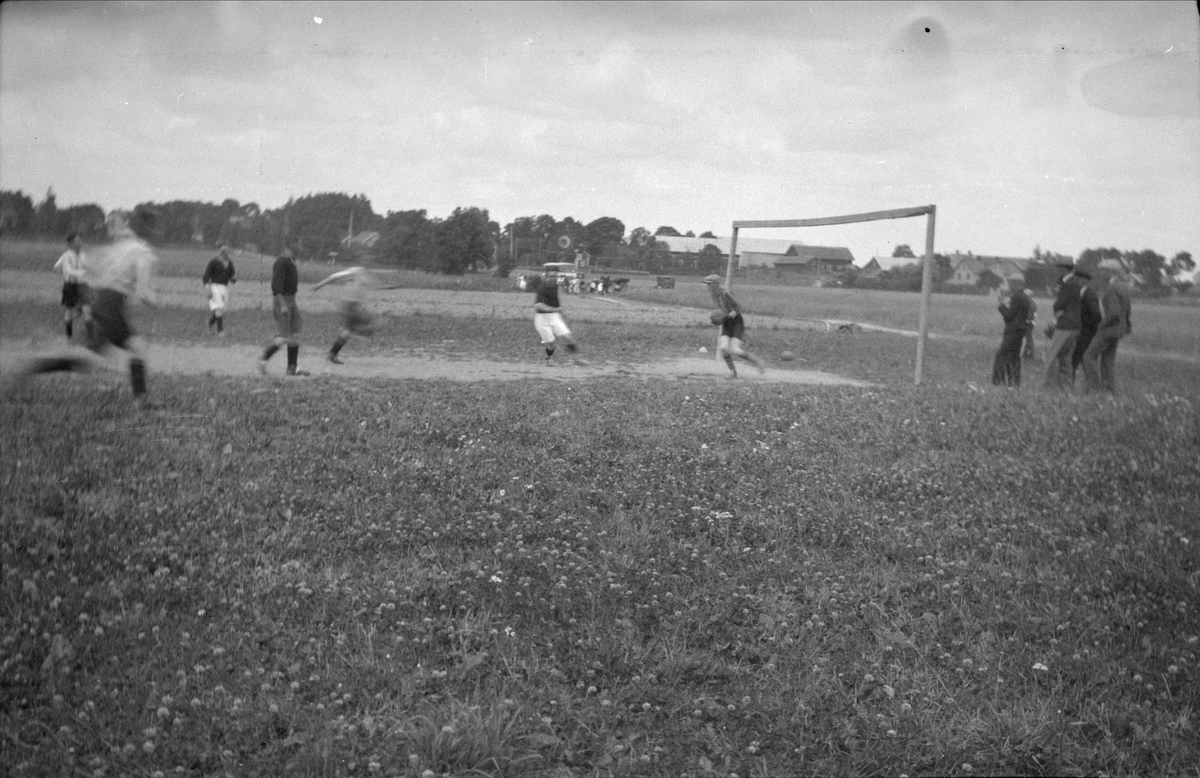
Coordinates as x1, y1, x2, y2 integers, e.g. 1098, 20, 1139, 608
2, 1, 1197, 265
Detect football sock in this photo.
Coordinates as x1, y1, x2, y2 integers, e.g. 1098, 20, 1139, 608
216, 316, 224, 333
261, 344, 280, 362
330, 338, 346, 356
286, 345, 299, 374
130, 359, 147, 396
65, 321, 73, 339
545, 346, 555, 359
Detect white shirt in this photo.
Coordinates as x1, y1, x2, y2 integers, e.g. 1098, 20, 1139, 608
53, 248, 88, 283
93, 237, 159, 305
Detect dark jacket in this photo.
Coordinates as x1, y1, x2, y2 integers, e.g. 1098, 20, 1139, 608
998, 290, 1032, 334
1098, 283, 1133, 337
271, 255, 298, 296
1051, 271, 1090, 331
202, 257, 236, 286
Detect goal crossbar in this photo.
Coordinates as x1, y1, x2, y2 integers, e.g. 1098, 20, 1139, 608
732, 205, 934, 231
726, 204, 937, 385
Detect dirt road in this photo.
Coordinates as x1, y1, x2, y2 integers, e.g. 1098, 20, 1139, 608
1, 271, 872, 385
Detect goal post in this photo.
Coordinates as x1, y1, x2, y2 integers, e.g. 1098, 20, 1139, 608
725, 204, 937, 386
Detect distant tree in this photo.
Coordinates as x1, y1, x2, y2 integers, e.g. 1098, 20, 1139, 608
654, 225, 681, 237
892, 244, 915, 258
628, 227, 652, 247
377, 209, 435, 271
1123, 249, 1168, 289
1168, 251, 1195, 282
434, 206, 492, 275
684, 230, 695, 237
933, 253, 952, 283
699, 231, 716, 238
533, 215, 557, 241
34, 188, 60, 235
698, 244, 724, 275
61, 203, 107, 238
1024, 261, 1066, 293
554, 216, 584, 258
280, 192, 377, 261
584, 216, 625, 259
0, 189, 36, 234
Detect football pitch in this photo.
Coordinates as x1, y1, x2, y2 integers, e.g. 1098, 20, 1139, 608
3, 249, 1200, 777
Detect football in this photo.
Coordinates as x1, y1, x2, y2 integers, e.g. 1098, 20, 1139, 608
780, 351, 795, 362
709, 309, 726, 325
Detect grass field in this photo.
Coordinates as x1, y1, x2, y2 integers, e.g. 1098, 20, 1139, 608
3, 240, 1200, 777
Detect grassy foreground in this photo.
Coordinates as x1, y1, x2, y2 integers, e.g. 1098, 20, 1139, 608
2, 304, 1199, 777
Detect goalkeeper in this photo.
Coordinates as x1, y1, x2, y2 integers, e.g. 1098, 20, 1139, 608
704, 274, 766, 378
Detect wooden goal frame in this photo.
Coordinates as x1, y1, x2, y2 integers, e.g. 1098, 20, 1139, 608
724, 205, 937, 385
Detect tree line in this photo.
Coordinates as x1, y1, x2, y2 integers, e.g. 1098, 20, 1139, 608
844, 243, 1194, 296
1, 187, 1192, 289
0, 188, 720, 278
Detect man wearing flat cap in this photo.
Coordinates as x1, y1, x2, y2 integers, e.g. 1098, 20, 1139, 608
704, 274, 766, 378
1043, 257, 1092, 391
1081, 269, 1133, 395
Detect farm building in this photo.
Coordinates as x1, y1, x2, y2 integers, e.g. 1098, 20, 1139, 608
652, 234, 855, 273
858, 255, 921, 277
946, 253, 1030, 285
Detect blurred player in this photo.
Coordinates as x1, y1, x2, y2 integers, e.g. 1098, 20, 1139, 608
312, 266, 394, 364
703, 274, 766, 378
532, 268, 585, 366
53, 232, 93, 342
258, 247, 304, 376
15, 208, 162, 408
202, 244, 237, 336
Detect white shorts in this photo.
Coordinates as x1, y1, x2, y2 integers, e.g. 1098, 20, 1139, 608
208, 284, 230, 312
718, 335, 747, 357
534, 312, 572, 344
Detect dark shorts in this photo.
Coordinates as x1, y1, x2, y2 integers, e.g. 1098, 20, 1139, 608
89, 288, 132, 349
720, 312, 745, 340
343, 301, 375, 335
61, 281, 89, 309
273, 295, 301, 338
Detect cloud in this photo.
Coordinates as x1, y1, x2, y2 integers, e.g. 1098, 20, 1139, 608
1081, 50, 1200, 118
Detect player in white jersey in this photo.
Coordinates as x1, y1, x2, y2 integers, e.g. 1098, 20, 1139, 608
13, 207, 162, 408
53, 232, 94, 342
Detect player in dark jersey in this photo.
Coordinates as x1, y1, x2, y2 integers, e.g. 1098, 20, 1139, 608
532, 269, 585, 366
704, 274, 766, 378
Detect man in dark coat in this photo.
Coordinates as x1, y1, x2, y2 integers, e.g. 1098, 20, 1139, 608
1082, 269, 1133, 395
1072, 270, 1103, 380
992, 279, 1032, 387
1043, 258, 1092, 391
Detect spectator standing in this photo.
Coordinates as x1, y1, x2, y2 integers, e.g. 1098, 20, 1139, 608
991, 279, 1032, 387
1081, 270, 1133, 395
202, 244, 237, 336
258, 248, 304, 376
1043, 259, 1091, 391
53, 232, 93, 342
1022, 288, 1039, 363
1073, 269, 1103, 379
